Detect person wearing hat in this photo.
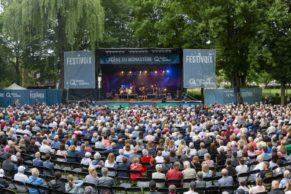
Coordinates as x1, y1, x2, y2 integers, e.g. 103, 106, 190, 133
0, 169, 9, 188
14, 166, 28, 183
183, 181, 198, 194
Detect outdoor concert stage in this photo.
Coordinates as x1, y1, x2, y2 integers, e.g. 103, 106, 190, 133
91, 99, 202, 108
98, 48, 183, 101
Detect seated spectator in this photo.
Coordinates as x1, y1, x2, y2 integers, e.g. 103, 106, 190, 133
65, 174, 83, 194
152, 164, 166, 188
96, 167, 115, 187
166, 162, 183, 186
28, 168, 45, 194
249, 177, 265, 194
195, 171, 206, 187
130, 157, 145, 180
148, 180, 162, 194
231, 152, 239, 167
39, 139, 54, 154
190, 156, 201, 170
169, 184, 177, 194
201, 164, 212, 178
0, 169, 9, 188
198, 142, 208, 157
226, 159, 237, 177
258, 161, 272, 179
51, 135, 61, 150
14, 166, 28, 183
56, 144, 67, 162
105, 153, 116, 177
163, 156, 173, 172
202, 153, 214, 168
81, 152, 92, 166
49, 171, 66, 193
141, 149, 154, 164
279, 170, 290, 189
32, 152, 43, 167
216, 147, 227, 166
218, 168, 234, 187
43, 154, 54, 176
235, 181, 249, 193
268, 180, 284, 194
67, 145, 79, 163
92, 152, 104, 168
84, 186, 94, 194
27, 139, 39, 153
182, 161, 196, 179
155, 151, 165, 163
183, 181, 199, 194
116, 157, 130, 178
85, 166, 98, 185
116, 149, 126, 163
236, 158, 248, 176
2, 153, 17, 177
285, 181, 291, 194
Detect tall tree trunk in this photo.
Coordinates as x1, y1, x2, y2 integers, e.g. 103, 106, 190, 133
57, 13, 66, 89
14, 56, 21, 85
233, 68, 243, 104
281, 82, 286, 105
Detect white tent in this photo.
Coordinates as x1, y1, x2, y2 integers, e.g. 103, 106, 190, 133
5, 83, 27, 90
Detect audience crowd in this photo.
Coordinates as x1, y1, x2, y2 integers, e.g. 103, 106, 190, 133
0, 103, 290, 194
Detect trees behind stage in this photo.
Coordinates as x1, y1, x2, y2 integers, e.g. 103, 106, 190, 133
0, 0, 290, 104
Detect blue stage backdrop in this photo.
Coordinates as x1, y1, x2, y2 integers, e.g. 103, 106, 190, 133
183, 49, 216, 88
204, 88, 262, 104
64, 51, 96, 89
0, 90, 62, 107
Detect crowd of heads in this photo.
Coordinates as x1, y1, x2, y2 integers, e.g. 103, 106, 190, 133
0, 103, 290, 193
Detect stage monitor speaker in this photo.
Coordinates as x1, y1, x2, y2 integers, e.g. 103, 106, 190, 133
162, 98, 166, 103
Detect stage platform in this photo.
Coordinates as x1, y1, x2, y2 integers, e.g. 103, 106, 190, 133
88, 100, 202, 108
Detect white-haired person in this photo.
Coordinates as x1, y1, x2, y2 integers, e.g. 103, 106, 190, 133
182, 161, 196, 188
152, 164, 166, 188
92, 152, 104, 168
81, 152, 93, 166
14, 166, 28, 183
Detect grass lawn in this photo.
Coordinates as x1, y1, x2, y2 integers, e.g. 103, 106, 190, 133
187, 88, 291, 98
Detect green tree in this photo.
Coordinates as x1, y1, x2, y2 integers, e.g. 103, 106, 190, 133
249, 0, 291, 105
2, 0, 104, 88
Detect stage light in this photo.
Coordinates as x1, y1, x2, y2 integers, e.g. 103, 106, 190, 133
162, 70, 165, 74
166, 69, 170, 74
139, 71, 142, 74
121, 71, 124, 75
144, 70, 148, 74
154, 70, 158, 74
164, 88, 167, 91
129, 71, 132, 74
